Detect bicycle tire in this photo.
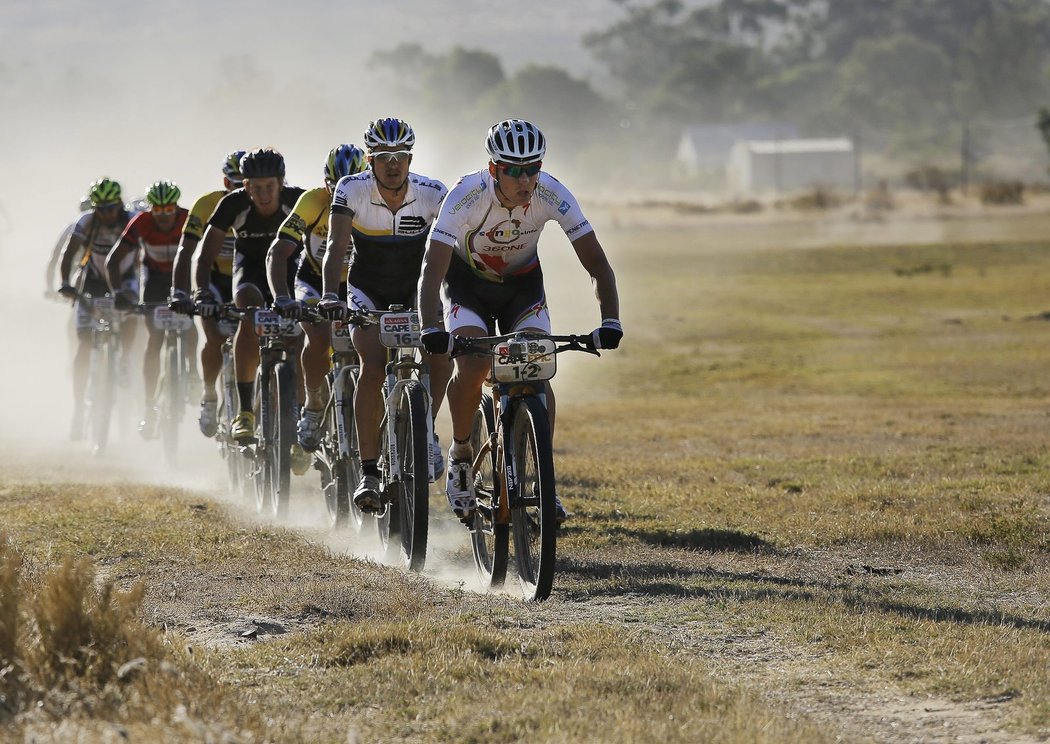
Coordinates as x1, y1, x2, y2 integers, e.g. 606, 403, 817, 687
269, 360, 296, 520
90, 335, 116, 456
159, 334, 181, 465
509, 395, 558, 601
470, 392, 509, 589
253, 367, 272, 515
377, 380, 430, 571
328, 371, 363, 531
218, 391, 239, 493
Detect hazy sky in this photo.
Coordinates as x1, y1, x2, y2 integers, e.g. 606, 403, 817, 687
2, 0, 629, 206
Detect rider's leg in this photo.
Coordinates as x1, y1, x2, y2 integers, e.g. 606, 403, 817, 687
199, 317, 223, 402
301, 322, 331, 411
142, 322, 164, 412
350, 325, 386, 462
233, 285, 263, 412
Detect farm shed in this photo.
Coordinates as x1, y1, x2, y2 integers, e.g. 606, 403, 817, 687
673, 123, 797, 182
727, 137, 856, 193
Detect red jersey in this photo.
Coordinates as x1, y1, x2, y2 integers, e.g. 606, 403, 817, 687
118, 208, 189, 272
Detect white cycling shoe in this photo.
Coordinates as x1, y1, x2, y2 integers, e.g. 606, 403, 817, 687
445, 458, 476, 520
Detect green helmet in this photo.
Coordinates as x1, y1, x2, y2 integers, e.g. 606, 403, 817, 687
146, 180, 181, 206
88, 177, 122, 207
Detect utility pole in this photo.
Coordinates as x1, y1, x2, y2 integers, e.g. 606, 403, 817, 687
961, 120, 970, 196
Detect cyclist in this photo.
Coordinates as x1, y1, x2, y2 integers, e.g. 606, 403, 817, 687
417, 119, 622, 521
192, 148, 306, 445
317, 118, 450, 514
170, 150, 245, 437
105, 180, 189, 438
57, 178, 138, 440
46, 195, 93, 300
267, 144, 367, 454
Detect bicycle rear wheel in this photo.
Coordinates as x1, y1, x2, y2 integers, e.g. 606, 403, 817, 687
377, 380, 430, 571
509, 395, 558, 601
470, 392, 508, 589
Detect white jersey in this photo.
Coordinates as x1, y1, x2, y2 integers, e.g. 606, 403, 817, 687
71, 210, 133, 277
429, 169, 593, 283
331, 170, 447, 295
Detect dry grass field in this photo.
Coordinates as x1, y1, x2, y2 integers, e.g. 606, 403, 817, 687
1, 196, 1049, 742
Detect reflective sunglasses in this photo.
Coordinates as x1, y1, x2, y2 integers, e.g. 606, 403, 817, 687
95, 202, 121, 212
152, 204, 177, 216
370, 150, 412, 164
500, 162, 542, 178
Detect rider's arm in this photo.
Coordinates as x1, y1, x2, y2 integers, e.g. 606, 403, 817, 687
322, 210, 353, 296
193, 226, 224, 293
58, 231, 86, 288
105, 238, 133, 294
266, 237, 298, 299
46, 225, 73, 294
417, 237, 454, 330
571, 231, 619, 322
171, 234, 198, 295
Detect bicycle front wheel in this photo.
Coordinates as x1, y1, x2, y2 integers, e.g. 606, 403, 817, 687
509, 395, 558, 601
470, 392, 508, 589
159, 333, 182, 465
377, 380, 430, 571
330, 371, 365, 532
89, 335, 116, 456
269, 360, 296, 520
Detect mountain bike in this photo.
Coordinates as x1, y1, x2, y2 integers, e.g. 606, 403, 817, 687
139, 304, 194, 465
212, 306, 246, 497
81, 293, 122, 456
451, 331, 598, 601
334, 306, 436, 571
248, 307, 302, 520
310, 313, 367, 532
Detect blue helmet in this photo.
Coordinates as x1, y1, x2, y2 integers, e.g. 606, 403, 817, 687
363, 118, 415, 150
324, 144, 367, 183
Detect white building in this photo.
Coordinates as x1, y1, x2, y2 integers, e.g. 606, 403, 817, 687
673, 123, 798, 182
727, 137, 856, 193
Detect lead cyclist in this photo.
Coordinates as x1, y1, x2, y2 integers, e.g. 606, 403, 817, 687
416, 119, 622, 522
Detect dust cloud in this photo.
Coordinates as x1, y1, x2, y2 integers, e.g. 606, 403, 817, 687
0, 1, 625, 591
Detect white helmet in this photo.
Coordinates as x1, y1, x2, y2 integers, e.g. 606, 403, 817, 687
486, 119, 546, 165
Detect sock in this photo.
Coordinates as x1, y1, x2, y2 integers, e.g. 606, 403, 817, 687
362, 459, 379, 478
237, 382, 253, 412
450, 436, 471, 461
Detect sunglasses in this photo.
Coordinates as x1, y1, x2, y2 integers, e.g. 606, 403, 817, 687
370, 150, 412, 164
500, 163, 542, 178
96, 202, 121, 212
152, 204, 177, 215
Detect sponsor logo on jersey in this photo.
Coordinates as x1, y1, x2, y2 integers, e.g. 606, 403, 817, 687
484, 219, 535, 244
396, 215, 428, 235
283, 214, 307, 237
558, 201, 571, 215
448, 181, 487, 214
533, 182, 560, 208
565, 220, 590, 237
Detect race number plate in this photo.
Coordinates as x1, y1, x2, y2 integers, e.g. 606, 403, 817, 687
492, 338, 557, 383
331, 320, 355, 352
379, 311, 421, 348
153, 306, 194, 332
92, 296, 115, 314
254, 310, 302, 337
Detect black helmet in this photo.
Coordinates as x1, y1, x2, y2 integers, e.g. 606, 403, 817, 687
239, 148, 286, 179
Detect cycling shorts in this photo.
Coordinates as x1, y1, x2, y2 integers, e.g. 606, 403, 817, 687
443, 258, 550, 335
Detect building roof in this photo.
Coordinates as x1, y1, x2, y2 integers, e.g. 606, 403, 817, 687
741, 138, 853, 155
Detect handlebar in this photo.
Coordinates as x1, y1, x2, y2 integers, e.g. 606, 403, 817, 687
450, 332, 600, 359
